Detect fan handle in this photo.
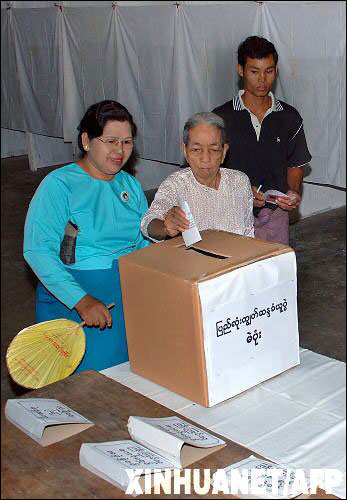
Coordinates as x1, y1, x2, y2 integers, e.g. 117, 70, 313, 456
78, 302, 115, 328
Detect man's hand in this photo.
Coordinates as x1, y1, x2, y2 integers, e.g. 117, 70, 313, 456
251, 186, 266, 208
75, 294, 112, 329
276, 190, 301, 211
163, 206, 190, 237
283, 165, 304, 210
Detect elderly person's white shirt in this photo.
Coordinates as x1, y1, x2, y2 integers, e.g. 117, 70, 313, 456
141, 167, 255, 241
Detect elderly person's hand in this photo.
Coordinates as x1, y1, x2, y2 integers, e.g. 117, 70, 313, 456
276, 190, 301, 211
163, 206, 190, 237
75, 294, 112, 329
251, 185, 266, 208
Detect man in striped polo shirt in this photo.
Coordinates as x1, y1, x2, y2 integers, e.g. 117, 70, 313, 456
213, 36, 311, 244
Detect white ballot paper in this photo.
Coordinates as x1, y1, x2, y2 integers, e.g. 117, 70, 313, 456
180, 201, 202, 247
5, 398, 94, 446
212, 455, 311, 499
264, 190, 290, 204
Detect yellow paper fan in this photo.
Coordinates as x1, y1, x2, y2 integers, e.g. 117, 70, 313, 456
6, 319, 86, 389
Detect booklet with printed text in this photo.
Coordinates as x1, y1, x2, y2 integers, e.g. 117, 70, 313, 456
5, 398, 94, 446
212, 455, 311, 499
80, 415, 226, 495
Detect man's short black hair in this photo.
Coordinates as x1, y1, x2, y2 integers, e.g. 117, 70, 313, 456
237, 36, 278, 67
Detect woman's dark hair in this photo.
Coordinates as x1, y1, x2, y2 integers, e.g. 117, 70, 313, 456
237, 36, 278, 68
77, 100, 138, 174
77, 100, 137, 155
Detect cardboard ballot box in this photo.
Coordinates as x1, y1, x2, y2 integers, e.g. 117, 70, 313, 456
119, 230, 300, 407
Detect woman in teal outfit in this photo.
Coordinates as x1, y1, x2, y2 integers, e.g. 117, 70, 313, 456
24, 100, 151, 372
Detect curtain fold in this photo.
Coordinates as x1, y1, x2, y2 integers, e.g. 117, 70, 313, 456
1, 1, 346, 186
11, 8, 63, 136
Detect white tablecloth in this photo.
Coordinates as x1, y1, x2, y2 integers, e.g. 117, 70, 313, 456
101, 348, 346, 498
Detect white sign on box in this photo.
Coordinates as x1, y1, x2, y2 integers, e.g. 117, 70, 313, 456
198, 252, 300, 406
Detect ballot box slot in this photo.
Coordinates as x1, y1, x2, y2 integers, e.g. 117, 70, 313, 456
185, 247, 229, 260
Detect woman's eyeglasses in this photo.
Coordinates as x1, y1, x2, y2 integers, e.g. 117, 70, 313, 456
96, 137, 135, 149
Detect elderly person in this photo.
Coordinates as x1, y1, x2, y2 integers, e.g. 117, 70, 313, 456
141, 112, 254, 241
24, 100, 151, 372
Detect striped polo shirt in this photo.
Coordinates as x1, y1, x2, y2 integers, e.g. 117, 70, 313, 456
213, 91, 312, 195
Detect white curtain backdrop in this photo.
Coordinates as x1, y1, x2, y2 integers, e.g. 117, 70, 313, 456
1, 1, 346, 187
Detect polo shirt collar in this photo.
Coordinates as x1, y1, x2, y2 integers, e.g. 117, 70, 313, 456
233, 90, 284, 112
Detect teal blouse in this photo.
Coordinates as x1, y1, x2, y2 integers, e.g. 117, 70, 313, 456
24, 163, 151, 309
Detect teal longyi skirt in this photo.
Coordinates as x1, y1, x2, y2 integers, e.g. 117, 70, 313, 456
35, 259, 128, 373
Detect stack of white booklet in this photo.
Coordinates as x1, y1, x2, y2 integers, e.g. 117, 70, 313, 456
212, 455, 310, 499
5, 398, 94, 446
80, 415, 226, 494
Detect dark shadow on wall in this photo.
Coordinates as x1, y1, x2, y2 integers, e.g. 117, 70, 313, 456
291, 167, 346, 225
